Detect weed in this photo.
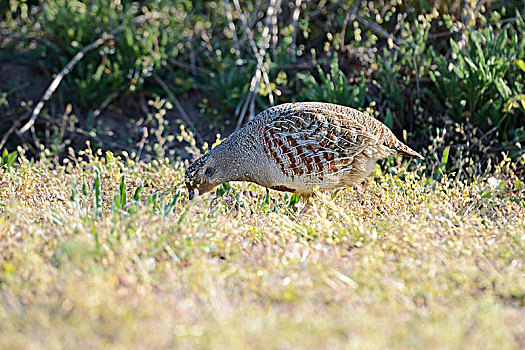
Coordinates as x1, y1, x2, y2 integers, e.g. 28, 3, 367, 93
0, 149, 17, 175
298, 52, 368, 108
0, 144, 523, 348
430, 14, 525, 140
37, 0, 189, 107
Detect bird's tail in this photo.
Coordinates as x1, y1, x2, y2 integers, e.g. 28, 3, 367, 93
398, 149, 424, 159
375, 120, 425, 160
394, 143, 424, 159
384, 129, 424, 159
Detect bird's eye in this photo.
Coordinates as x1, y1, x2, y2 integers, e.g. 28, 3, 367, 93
204, 166, 215, 177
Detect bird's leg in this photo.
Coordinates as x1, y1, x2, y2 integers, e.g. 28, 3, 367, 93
298, 194, 314, 215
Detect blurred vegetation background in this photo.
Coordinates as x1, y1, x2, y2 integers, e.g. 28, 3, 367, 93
1, 0, 524, 177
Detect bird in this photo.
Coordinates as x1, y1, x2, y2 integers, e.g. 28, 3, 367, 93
185, 102, 423, 200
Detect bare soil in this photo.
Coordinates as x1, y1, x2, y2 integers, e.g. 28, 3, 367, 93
0, 58, 233, 160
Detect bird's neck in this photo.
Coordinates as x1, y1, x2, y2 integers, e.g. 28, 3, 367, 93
211, 137, 255, 183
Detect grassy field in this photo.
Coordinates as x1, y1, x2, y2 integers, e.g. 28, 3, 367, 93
2, 1, 525, 348
0, 145, 524, 349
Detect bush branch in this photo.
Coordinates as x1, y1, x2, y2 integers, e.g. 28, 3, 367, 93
17, 14, 150, 135
153, 74, 204, 145
18, 32, 116, 135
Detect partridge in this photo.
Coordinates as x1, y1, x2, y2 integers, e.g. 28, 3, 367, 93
185, 102, 423, 199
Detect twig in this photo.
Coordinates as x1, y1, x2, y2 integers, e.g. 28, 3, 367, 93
168, 58, 212, 75
235, 93, 253, 131
355, 14, 399, 49
486, 138, 525, 153
430, 15, 524, 39
224, 0, 242, 58
189, 36, 198, 76
30, 125, 41, 150
234, 93, 247, 118
308, 0, 344, 18
236, 73, 260, 130
237, 1, 267, 48
290, 0, 303, 62
249, 90, 255, 119
17, 14, 150, 135
0, 118, 23, 150
267, 0, 282, 59
92, 83, 130, 118
412, 55, 421, 102
340, 11, 351, 51
136, 127, 148, 160
0, 30, 45, 45
153, 74, 204, 145
478, 113, 511, 144
232, 0, 275, 127
139, 96, 150, 115
339, 0, 362, 53
35, 111, 138, 153
92, 92, 119, 119
247, 1, 275, 108
18, 30, 119, 134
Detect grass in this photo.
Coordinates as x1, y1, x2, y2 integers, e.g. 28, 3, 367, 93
0, 145, 524, 349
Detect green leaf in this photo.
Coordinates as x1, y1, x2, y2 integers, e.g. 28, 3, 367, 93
384, 109, 394, 130
517, 59, 525, 72
119, 175, 127, 209
450, 39, 460, 54
288, 193, 299, 208
151, 193, 158, 214
86, 111, 95, 131
163, 190, 181, 217
93, 167, 102, 219
463, 56, 478, 71
261, 188, 270, 208
133, 182, 143, 201
495, 78, 511, 99
93, 64, 105, 82
438, 146, 450, 176
82, 182, 88, 197
7, 151, 17, 166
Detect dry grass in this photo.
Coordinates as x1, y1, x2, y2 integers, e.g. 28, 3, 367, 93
0, 145, 524, 349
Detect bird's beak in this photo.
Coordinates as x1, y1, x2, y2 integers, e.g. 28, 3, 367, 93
188, 189, 195, 200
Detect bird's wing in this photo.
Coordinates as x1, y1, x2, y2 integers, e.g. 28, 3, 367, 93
297, 102, 423, 159
260, 103, 381, 181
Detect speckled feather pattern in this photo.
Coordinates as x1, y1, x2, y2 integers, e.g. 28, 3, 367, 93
185, 102, 423, 196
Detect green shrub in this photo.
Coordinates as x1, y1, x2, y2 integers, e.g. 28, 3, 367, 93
2, 0, 525, 171
40, 0, 191, 107
206, 62, 253, 110
372, 17, 436, 131
0, 149, 17, 175
297, 53, 368, 109
430, 15, 525, 141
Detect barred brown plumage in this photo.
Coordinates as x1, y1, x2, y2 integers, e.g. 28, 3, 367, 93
185, 102, 423, 199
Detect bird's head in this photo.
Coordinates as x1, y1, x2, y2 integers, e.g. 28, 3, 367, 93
184, 153, 221, 199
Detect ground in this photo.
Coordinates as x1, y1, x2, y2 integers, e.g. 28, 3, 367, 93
0, 148, 523, 349
0, 57, 233, 159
